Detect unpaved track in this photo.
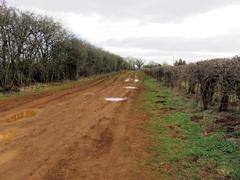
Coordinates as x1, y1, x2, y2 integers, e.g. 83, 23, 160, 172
0, 72, 147, 180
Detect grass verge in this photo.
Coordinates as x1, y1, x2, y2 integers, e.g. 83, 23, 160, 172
0, 72, 121, 101
140, 74, 240, 179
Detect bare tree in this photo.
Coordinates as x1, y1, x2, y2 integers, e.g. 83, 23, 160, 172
0, 4, 130, 91
135, 58, 144, 69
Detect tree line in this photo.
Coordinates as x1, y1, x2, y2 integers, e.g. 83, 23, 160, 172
144, 57, 240, 112
0, 4, 130, 91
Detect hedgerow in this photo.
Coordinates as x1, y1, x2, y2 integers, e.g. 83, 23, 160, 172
144, 57, 240, 112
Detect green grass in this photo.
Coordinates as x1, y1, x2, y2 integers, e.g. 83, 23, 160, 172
140, 74, 240, 179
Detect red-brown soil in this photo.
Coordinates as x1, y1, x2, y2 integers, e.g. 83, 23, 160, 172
0, 72, 148, 180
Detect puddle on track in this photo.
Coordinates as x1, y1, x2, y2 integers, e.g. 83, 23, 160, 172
0, 110, 38, 124
104, 97, 128, 102
124, 86, 137, 89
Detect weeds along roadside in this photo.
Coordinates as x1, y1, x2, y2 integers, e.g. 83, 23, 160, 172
139, 73, 240, 179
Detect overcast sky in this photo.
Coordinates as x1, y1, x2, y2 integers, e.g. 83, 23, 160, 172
7, 0, 240, 64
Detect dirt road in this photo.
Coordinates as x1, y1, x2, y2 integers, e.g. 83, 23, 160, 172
0, 72, 148, 180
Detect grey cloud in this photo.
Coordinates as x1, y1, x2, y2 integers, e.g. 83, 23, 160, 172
99, 33, 240, 53
8, 0, 240, 22
98, 33, 240, 62
7, 0, 240, 62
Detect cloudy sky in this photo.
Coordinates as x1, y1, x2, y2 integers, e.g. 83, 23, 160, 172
6, 0, 240, 64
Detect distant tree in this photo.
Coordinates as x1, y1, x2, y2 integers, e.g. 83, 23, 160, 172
161, 61, 170, 66
143, 61, 161, 68
135, 58, 144, 69
174, 58, 186, 66
1, 0, 7, 6
125, 57, 136, 70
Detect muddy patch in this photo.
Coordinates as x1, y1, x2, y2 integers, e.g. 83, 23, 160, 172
155, 100, 166, 104
94, 128, 113, 154
216, 115, 240, 126
186, 155, 200, 162
167, 126, 185, 139
160, 107, 176, 113
191, 115, 204, 123
203, 131, 211, 137
0, 129, 17, 141
215, 115, 240, 135
0, 110, 38, 124
156, 95, 166, 98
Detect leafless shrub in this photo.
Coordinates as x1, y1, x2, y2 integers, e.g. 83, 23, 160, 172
144, 58, 240, 113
